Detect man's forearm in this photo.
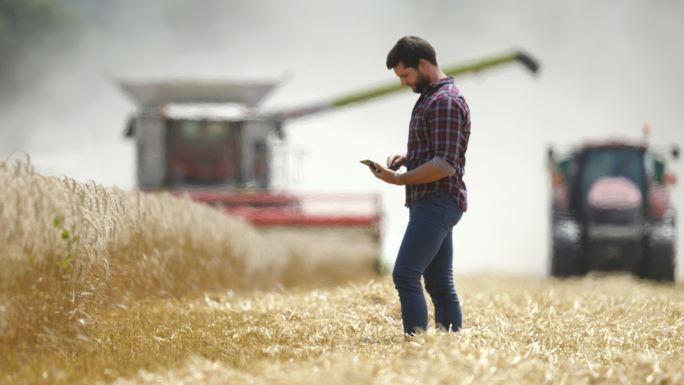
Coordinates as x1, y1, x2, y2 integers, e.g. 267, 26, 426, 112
396, 161, 449, 185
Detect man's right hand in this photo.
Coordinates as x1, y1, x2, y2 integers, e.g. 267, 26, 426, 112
386, 153, 406, 171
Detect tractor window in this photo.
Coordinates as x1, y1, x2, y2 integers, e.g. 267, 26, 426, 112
557, 157, 575, 182
578, 148, 646, 209
166, 119, 241, 186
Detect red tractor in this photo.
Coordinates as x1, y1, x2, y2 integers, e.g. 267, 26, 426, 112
548, 135, 679, 281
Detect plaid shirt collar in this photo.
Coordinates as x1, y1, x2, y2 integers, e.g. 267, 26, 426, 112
423, 76, 454, 94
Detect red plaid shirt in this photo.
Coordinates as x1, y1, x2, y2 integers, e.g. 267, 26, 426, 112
405, 77, 471, 210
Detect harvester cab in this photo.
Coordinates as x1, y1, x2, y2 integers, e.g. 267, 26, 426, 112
548, 136, 679, 281
122, 80, 280, 191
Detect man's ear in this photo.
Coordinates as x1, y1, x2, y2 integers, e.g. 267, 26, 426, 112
417, 58, 431, 73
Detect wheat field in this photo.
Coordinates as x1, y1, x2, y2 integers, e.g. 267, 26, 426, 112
1, 160, 684, 385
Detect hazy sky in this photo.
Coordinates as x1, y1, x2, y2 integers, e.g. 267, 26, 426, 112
2, 0, 683, 277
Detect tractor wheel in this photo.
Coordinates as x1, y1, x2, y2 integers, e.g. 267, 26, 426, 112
550, 239, 584, 277
644, 242, 676, 282
643, 219, 677, 282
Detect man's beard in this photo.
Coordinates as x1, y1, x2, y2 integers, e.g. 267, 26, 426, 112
412, 72, 430, 94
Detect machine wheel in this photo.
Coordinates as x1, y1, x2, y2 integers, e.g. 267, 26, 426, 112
550, 239, 584, 277
643, 219, 677, 282
643, 242, 676, 282
550, 216, 585, 277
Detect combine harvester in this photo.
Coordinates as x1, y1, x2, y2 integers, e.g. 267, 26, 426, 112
119, 50, 540, 276
548, 127, 679, 281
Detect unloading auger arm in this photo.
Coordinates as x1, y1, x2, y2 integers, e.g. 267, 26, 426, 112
267, 49, 540, 121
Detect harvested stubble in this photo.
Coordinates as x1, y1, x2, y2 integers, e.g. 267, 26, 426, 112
3, 275, 684, 385
2, 160, 684, 385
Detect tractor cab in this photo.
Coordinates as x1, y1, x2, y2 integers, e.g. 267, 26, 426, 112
575, 144, 648, 220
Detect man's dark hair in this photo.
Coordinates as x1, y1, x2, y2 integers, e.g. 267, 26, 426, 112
386, 36, 437, 69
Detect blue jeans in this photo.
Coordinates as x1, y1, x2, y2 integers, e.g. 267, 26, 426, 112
392, 191, 464, 334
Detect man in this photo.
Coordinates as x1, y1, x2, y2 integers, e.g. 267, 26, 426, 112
368, 36, 471, 335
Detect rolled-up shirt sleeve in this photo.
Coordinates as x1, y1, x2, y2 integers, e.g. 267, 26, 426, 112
427, 96, 464, 173
430, 156, 456, 176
